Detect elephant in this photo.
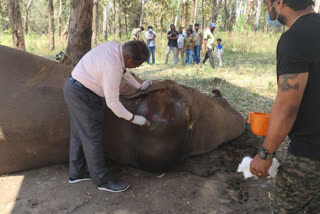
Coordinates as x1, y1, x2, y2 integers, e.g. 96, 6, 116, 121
0, 45, 245, 174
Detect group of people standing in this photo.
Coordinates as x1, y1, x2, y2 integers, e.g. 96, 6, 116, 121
131, 23, 223, 68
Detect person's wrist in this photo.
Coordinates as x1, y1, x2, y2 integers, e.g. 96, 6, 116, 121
258, 146, 275, 160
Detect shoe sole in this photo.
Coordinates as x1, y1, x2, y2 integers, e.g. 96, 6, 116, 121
68, 178, 91, 184
97, 185, 130, 193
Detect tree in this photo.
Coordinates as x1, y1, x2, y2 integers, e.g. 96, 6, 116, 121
189, 0, 196, 26
181, 0, 188, 30
102, 0, 108, 40
118, 0, 121, 39
113, 0, 116, 40
58, 0, 62, 36
64, 0, 93, 66
63, 14, 70, 39
245, 0, 254, 24
254, 0, 263, 31
48, 0, 55, 51
212, 0, 223, 22
174, 0, 181, 26
92, 0, 99, 46
8, 0, 26, 51
23, 0, 33, 34
229, 0, 238, 32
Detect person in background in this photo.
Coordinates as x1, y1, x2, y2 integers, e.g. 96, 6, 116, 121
250, 0, 320, 213
165, 24, 179, 65
177, 26, 186, 65
216, 38, 223, 67
145, 26, 156, 65
64, 40, 152, 193
188, 24, 194, 34
131, 26, 144, 40
193, 23, 203, 64
184, 29, 195, 65
201, 23, 216, 69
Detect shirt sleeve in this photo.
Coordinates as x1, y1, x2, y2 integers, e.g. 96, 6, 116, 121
122, 70, 142, 89
102, 66, 133, 121
203, 31, 208, 40
277, 33, 310, 77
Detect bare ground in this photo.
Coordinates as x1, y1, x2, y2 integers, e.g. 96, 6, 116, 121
1, 126, 284, 214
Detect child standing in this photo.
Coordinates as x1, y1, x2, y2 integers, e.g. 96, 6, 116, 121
216, 39, 223, 67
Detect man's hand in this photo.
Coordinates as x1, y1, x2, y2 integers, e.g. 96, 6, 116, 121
131, 115, 150, 126
205, 47, 208, 53
250, 155, 272, 177
140, 79, 152, 90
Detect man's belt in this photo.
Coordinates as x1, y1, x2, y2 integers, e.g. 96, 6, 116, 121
69, 76, 99, 97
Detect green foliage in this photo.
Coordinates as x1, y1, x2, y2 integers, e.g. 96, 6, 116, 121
0, 1, 9, 32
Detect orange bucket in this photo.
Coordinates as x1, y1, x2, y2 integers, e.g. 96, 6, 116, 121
248, 112, 270, 136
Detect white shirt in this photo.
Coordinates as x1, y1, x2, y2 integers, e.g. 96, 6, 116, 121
177, 32, 187, 49
72, 41, 141, 121
145, 31, 156, 47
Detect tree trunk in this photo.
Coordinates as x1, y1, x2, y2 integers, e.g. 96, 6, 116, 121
24, 0, 33, 34
245, 0, 254, 25
118, 0, 121, 39
8, 0, 26, 51
58, 0, 62, 36
174, 0, 181, 26
92, 0, 99, 46
254, 0, 263, 31
201, 0, 204, 30
64, 0, 93, 66
63, 14, 71, 39
194, 0, 198, 25
181, 0, 188, 30
223, 0, 228, 30
189, 0, 196, 26
124, 7, 128, 36
103, 1, 108, 40
48, 0, 55, 51
160, 16, 163, 37
212, 0, 223, 22
139, 0, 145, 26
236, 0, 243, 21
229, 0, 238, 32
315, 0, 320, 13
113, 0, 116, 40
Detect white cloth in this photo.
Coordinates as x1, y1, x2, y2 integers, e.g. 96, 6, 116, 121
216, 49, 223, 67
237, 156, 280, 179
72, 41, 141, 121
177, 32, 187, 49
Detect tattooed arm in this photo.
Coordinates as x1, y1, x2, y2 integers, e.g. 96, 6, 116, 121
262, 73, 308, 153
250, 72, 308, 177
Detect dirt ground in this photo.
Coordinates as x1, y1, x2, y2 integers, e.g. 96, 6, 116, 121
0, 126, 284, 214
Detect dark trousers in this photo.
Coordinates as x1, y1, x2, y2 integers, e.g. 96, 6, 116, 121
202, 48, 215, 68
64, 77, 109, 185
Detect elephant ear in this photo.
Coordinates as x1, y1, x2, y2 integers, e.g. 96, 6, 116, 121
119, 71, 165, 99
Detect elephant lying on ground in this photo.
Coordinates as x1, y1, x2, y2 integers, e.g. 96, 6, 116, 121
0, 45, 245, 174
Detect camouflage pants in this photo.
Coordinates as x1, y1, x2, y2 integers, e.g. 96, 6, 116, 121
270, 152, 320, 214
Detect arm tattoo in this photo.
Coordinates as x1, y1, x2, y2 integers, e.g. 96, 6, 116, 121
279, 74, 299, 92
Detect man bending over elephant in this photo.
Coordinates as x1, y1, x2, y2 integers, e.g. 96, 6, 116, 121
64, 40, 152, 192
